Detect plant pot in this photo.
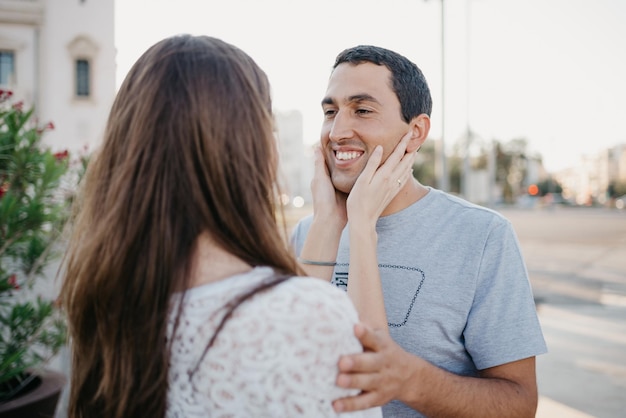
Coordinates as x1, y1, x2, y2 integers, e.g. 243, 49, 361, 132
0, 369, 66, 418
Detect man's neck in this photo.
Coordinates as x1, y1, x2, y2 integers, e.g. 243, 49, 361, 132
380, 179, 429, 217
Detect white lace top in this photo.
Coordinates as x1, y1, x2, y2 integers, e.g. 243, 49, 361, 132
166, 266, 382, 418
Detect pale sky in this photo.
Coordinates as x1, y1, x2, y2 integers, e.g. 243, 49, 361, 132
115, 0, 626, 173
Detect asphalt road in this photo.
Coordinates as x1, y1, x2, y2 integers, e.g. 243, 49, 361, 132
500, 206, 626, 418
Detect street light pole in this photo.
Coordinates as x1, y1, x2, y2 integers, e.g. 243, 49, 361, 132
462, 0, 471, 200
423, 0, 448, 191
438, 0, 449, 191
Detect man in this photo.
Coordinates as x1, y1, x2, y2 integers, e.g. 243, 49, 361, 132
291, 45, 547, 417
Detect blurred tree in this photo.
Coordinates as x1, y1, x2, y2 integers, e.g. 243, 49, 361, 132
608, 181, 626, 198
413, 139, 436, 187
494, 138, 529, 204
447, 138, 467, 196
536, 177, 563, 196
447, 154, 462, 195
418, 135, 543, 204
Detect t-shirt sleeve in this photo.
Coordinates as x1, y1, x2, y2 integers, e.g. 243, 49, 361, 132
289, 215, 312, 256
463, 220, 548, 370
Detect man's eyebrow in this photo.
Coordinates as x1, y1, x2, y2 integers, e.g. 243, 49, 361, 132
321, 96, 335, 106
347, 94, 380, 105
321, 94, 380, 107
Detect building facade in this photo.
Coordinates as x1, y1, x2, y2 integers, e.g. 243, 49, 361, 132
0, 0, 115, 154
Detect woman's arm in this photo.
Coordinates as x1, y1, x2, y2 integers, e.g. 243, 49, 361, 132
345, 134, 415, 331
298, 147, 347, 281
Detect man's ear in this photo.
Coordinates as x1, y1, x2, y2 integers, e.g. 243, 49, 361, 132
407, 114, 430, 153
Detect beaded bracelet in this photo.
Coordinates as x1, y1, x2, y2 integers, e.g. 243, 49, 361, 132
297, 257, 337, 266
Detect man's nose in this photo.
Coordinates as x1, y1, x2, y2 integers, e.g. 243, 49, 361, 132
328, 111, 354, 142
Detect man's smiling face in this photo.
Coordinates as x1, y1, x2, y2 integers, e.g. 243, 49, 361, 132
320, 62, 409, 194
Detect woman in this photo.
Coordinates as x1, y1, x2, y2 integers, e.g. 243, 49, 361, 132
60, 35, 382, 418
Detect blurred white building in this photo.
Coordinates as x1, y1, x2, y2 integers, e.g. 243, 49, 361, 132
0, 0, 115, 154
555, 143, 626, 205
275, 109, 313, 206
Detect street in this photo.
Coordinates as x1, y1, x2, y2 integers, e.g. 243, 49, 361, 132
500, 206, 626, 418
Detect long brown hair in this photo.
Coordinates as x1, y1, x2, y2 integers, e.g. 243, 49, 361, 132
60, 35, 300, 418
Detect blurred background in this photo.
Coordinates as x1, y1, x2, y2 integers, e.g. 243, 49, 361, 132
2, 0, 626, 210
1, 0, 624, 417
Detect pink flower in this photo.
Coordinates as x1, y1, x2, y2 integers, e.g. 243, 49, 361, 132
12, 101, 23, 111
37, 121, 55, 135
0, 89, 13, 102
8, 275, 20, 290
53, 150, 69, 161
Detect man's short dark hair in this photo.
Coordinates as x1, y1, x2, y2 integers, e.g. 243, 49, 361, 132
334, 45, 433, 122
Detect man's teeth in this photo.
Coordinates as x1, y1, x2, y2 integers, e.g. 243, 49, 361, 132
336, 151, 361, 161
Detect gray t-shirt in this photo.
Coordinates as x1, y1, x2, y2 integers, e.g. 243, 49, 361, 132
291, 188, 547, 417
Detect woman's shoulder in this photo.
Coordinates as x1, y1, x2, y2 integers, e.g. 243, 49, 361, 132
169, 270, 371, 417
253, 275, 359, 323
280, 275, 355, 304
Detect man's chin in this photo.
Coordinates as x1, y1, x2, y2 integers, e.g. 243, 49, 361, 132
331, 178, 356, 195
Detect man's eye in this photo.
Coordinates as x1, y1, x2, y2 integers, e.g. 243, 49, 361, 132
356, 108, 371, 115
323, 109, 337, 117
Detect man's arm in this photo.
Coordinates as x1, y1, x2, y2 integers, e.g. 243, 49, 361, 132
333, 324, 539, 418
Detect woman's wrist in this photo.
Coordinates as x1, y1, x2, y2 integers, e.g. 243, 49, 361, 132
311, 212, 346, 233
297, 257, 337, 266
